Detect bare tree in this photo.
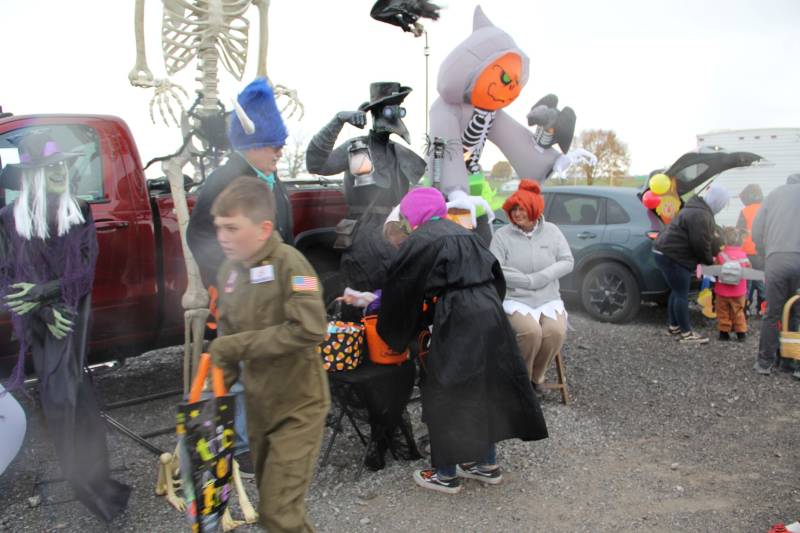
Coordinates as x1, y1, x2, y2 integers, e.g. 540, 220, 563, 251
570, 129, 631, 186
490, 160, 513, 180
279, 133, 307, 180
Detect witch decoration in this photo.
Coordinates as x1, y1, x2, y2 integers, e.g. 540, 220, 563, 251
0, 133, 130, 522
306, 81, 426, 292
428, 5, 595, 242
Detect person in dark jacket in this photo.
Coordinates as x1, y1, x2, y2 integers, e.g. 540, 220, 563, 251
751, 173, 800, 376
377, 188, 547, 495
187, 78, 293, 288
653, 183, 730, 344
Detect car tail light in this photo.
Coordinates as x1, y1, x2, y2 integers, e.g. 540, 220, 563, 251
646, 231, 659, 240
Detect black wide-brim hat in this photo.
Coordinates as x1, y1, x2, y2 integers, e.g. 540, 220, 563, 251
11, 132, 82, 169
360, 82, 412, 112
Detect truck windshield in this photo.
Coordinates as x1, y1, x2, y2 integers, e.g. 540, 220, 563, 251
0, 124, 104, 208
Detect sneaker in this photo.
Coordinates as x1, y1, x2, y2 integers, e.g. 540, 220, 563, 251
666, 325, 681, 337
753, 362, 772, 376
736, 332, 747, 342
413, 469, 462, 494
235, 452, 255, 479
457, 462, 503, 485
679, 331, 709, 344
718, 332, 730, 341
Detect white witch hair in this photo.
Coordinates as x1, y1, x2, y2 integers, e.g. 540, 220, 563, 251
13, 166, 84, 240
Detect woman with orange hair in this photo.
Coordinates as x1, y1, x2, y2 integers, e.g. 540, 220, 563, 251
490, 180, 573, 389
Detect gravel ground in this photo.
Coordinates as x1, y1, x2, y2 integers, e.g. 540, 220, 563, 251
1, 304, 799, 533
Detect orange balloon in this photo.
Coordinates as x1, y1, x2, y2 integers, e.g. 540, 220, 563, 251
470, 52, 523, 110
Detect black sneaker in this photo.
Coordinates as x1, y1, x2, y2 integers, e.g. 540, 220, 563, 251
719, 332, 730, 341
457, 462, 503, 485
666, 325, 681, 337
235, 452, 255, 479
736, 332, 747, 342
679, 331, 709, 344
413, 469, 462, 494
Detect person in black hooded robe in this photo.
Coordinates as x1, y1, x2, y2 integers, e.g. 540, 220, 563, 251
377, 187, 547, 494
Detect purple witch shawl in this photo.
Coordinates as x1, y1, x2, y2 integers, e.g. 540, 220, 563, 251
0, 201, 98, 388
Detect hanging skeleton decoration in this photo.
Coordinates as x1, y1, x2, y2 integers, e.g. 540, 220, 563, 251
127, 0, 300, 524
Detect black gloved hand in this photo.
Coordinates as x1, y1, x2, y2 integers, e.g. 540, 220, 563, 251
336, 111, 367, 129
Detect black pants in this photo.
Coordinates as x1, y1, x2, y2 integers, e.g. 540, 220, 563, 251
30, 296, 130, 522
757, 252, 800, 368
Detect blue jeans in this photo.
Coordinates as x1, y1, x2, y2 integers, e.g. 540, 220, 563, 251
437, 444, 497, 479
654, 252, 693, 333
230, 380, 250, 456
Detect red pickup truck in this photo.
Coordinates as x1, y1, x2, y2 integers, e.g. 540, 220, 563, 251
0, 113, 346, 369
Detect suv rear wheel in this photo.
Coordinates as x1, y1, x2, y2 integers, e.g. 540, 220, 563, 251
580, 262, 641, 323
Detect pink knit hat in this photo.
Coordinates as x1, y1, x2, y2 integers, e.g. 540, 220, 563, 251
399, 187, 447, 229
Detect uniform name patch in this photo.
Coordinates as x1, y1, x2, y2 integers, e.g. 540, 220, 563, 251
292, 276, 319, 292
250, 264, 275, 284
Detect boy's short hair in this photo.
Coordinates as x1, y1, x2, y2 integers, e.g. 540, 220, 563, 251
212, 176, 276, 223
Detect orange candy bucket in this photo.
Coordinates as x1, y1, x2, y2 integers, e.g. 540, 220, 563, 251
362, 315, 409, 365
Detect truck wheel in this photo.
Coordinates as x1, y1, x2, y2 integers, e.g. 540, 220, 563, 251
580, 262, 640, 323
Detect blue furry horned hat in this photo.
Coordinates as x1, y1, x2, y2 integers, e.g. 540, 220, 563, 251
229, 77, 288, 151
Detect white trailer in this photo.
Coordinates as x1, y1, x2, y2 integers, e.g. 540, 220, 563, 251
696, 128, 800, 226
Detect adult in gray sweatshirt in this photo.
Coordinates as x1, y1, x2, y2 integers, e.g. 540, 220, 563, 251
490, 180, 573, 387
751, 173, 800, 375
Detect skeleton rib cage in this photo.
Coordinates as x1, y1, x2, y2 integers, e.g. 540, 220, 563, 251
162, 0, 251, 82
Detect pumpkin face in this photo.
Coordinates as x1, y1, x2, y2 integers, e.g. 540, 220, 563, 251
470, 52, 523, 110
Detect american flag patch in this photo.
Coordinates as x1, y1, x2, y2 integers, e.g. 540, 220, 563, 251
292, 276, 319, 292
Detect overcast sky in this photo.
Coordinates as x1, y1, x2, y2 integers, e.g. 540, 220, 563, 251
1, 0, 798, 178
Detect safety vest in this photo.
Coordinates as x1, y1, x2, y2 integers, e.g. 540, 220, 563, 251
741, 203, 760, 256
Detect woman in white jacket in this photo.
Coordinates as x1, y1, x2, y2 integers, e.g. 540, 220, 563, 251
490, 180, 573, 389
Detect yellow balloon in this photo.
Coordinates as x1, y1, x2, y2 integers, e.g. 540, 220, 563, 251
649, 173, 671, 196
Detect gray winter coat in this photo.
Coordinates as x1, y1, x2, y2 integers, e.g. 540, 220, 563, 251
490, 218, 574, 310
752, 174, 800, 257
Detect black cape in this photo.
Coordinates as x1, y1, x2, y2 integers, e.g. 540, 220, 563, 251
377, 219, 547, 466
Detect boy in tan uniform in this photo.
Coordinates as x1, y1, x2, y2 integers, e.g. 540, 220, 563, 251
209, 176, 329, 532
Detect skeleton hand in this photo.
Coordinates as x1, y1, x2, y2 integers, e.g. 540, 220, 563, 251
273, 84, 304, 120
553, 148, 597, 176
149, 78, 189, 128
336, 111, 367, 129
43, 305, 76, 340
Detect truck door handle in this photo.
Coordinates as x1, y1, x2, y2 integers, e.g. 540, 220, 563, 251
577, 231, 596, 239
96, 219, 129, 232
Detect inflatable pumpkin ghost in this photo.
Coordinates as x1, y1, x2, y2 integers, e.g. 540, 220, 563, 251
428, 6, 562, 221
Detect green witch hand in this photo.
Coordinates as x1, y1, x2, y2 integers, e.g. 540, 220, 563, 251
43, 305, 76, 340
4, 281, 63, 316
5, 283, 40, 315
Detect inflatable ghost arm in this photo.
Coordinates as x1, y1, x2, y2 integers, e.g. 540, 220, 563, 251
488, 110, 561, 183
305, 113, 365, 176
428, 99, 470, 197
